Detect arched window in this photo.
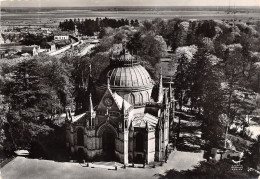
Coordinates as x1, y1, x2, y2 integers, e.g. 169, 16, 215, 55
136, 132, 144, 152
77, 128, 84, 146
130, 94, 135, 105
139, 93, 143, 105
146, 91, 150, 102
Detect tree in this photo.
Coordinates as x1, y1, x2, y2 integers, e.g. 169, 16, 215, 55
196, 20, 217, 38
127, 31, 142, 55
2, 59, 57, 150
174, 54, 190, 111
140, 34, 167, 66
200, 66, 225, 147
141, 20, 155, 33
168, 21, 190, 52
189, 48, 225, 147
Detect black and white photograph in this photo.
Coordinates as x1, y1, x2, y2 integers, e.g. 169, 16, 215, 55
0, 0, 260, 178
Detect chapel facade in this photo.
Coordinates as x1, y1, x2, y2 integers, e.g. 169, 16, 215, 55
65, 50, 175, 164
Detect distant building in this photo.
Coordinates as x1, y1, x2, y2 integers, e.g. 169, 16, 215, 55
54, 40, 71, 49
53, 31, 70, 41
18, 46, 39, 56
74, 25, 79, 37
66, 50, 175, 164
5, 39, 11, 44
41, 27, 52, 34
0, 51, 5, 59
0, 34, 4, 44
40, 42, 56, 52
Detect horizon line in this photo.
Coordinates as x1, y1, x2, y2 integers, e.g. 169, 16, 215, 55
1, 5, 260, 8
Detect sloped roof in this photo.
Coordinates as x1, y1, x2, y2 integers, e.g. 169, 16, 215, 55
20, 46, 36, 52
72, 92, 132, 123
132, 113, 158, 129
72, 113, 86, 123
112, 92, 132, 112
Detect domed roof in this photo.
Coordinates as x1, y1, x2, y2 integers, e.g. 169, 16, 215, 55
98, 53, 154, 89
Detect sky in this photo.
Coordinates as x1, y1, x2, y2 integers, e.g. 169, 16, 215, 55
1, 0, 260, 7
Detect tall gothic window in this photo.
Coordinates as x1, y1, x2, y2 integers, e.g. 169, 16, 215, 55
146, 91, 149, 102
77, 128, 84, 146
139, 93, 143, 105
130, 94, 135, 105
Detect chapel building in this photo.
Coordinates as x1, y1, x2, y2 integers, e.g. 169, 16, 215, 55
65, 50, 175, 164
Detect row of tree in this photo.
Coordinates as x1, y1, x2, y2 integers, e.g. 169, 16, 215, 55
59, 18, 139, 36
0, 57, 73, 153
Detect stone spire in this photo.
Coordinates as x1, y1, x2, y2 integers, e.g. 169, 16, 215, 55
87, 93, 95, 127
163, 89, 169, 105
158, 66, 163, 102
88, 93, 94, 114
169, 77, 173, 100
121, 97, 127, 130
107, 76, 111, 89
121, 97, 125, 116
87, 64, 93, 89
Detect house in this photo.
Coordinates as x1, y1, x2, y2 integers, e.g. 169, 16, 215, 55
18, 46, 39, 56
0, 34, 4, 44
66, 50, 175, 164
54, 40, 71, 49
0, 50, 5, 59
40, 42, 56, 52
53, 31, 70, 41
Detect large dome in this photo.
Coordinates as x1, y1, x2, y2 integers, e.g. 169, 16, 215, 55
98, 53, 154, 90
96, 52, 154, 106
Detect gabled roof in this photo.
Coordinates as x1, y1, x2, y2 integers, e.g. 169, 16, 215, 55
112, 92, 132, 112
72, 113, 86, 123
97, 87, 132, 112
132, 113, 158, 129
20, 46, 36, 52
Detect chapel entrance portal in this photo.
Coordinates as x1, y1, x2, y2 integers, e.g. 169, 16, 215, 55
102, 129, 116, 161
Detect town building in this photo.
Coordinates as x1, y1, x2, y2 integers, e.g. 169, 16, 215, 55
19, 46, 39, 56
0, 34, 5, 44
40, 42, 56, 52
65, 50, 175, 164
53, 31, 70, 41
0, 50, 5, 59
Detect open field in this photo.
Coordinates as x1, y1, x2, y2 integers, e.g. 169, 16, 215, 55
1, 6, 260, 27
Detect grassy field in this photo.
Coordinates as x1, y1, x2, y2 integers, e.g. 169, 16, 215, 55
1, 7, 260, 27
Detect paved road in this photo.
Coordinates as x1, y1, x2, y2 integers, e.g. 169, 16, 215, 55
79, 44, 96, 56
1, 151, 204, 179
